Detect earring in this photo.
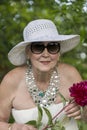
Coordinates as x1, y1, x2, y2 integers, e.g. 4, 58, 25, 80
27, 59, 32, 68
27, 58, 30, 66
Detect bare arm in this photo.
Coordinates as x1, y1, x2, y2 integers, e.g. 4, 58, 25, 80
0, 68, 37, 130
58, 63, 83, 119
0, 73, 14, 129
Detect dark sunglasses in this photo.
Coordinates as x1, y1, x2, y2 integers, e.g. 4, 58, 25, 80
30, 42, 60, 54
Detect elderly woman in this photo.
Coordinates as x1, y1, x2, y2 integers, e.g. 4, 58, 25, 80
0, 19, 83, 130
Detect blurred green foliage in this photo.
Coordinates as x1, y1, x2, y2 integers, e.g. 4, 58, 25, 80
0, 0, 87, 81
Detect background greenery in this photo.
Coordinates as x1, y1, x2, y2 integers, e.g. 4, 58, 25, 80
0, 0, 87, 129
0, 0, 87, 81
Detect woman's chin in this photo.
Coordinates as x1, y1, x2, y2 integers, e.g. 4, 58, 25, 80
38, 67, 54, 73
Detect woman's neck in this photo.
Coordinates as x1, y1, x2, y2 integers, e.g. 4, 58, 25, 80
32, 67, 54, 91
33, 68, 53, 81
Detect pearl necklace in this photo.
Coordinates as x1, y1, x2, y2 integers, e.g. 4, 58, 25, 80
26, 66, 60, 107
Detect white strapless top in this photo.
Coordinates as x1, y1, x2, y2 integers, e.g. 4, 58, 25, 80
12, 103, 78, 130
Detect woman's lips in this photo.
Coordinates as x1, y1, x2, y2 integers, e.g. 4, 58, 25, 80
40, 61, 50, 65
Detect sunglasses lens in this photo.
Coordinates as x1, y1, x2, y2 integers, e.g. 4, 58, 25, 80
31, 42, 44, 54
30, 42, 60, 54
47, 42, 60, 54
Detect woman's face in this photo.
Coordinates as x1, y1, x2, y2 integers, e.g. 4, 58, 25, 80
26, 42, 60, 72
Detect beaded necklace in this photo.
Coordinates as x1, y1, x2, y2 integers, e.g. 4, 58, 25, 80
26, 66, 60, 107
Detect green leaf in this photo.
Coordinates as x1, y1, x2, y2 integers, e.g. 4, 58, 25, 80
37, 105, 43, 125
60, 116, 70, 125
26, 120, 37, 127
58, 92, 67, 106
77, 120, 84, 130
43, 107, 53, 125
26, 105, 43, 128
52, 120, 66, 130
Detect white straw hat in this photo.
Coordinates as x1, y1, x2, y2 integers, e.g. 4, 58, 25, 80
8, 19, 80, 66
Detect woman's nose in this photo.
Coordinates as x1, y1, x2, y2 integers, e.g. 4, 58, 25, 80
42, 48, 49, 56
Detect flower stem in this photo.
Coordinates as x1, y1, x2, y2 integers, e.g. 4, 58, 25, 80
52, 103, 70, 120
42, 101, 72, 130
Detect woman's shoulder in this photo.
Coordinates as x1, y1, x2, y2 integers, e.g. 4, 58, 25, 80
0, 66, 27, 89
58, 62, 76, 71
58, 62, 82, 82
58, 62, 78, 72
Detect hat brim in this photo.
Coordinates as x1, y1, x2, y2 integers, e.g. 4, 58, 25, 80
8, 35, 80, 66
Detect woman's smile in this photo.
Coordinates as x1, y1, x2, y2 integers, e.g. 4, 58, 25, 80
40, 61, 51, 65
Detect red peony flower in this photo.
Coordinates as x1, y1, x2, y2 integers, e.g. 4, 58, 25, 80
69, 80, 87, 107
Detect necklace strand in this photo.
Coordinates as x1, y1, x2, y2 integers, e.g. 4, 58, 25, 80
26, 66, 60, 107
